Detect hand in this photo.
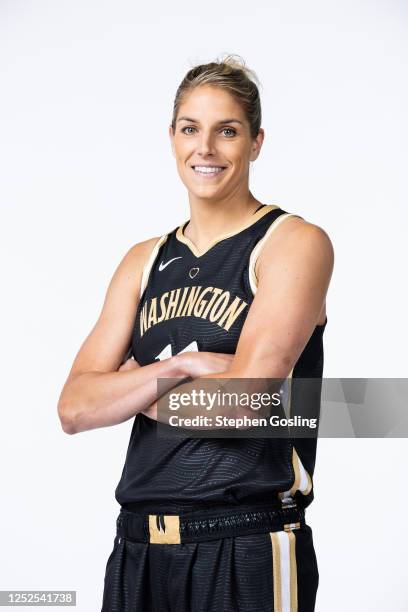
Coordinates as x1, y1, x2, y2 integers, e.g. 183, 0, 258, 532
178, 351, 235, 379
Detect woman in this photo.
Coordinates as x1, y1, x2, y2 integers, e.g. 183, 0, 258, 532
58, 55, 334, 612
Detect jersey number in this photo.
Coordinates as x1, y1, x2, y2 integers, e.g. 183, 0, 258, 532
155, 340, 198, 361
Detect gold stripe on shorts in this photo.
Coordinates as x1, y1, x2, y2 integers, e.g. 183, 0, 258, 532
270, 530, 298, 611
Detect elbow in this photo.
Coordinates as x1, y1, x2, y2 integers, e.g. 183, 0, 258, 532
58, 400, 79, 435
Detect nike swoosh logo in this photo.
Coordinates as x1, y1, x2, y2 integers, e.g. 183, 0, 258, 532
158, 256, 183, 271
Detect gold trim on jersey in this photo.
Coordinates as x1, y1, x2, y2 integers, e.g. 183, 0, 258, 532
140, 234, 169, 298
248, 213, 304, 295
278, 367, 313, 503
279, 446, 313, 503
175, 204, 280, 258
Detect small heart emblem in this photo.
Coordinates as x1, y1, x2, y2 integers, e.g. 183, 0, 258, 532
189, 267, 199, 279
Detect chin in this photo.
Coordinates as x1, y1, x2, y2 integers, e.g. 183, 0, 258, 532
190, 186, 223, 198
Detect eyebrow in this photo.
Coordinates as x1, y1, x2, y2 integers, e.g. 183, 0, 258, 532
177, 116, 244, 126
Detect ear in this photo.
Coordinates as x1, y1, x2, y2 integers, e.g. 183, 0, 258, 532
169, 125, 176, 158
250, 128, 265, 162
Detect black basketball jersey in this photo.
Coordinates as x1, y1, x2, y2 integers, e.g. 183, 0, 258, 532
115, 204, 327, 515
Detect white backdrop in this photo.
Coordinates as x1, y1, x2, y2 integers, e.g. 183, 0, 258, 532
1, 0, 407, 610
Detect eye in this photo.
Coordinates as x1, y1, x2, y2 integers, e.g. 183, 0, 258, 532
221, 127, 237, 137
181, 126, 197, 135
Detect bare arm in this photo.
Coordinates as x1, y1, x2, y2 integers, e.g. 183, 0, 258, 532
142, 218, 334, 423
58, 358, 190, 434
57, 236, 186, 434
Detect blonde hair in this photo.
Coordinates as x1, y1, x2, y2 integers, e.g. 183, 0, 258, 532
171, 54, 262, 139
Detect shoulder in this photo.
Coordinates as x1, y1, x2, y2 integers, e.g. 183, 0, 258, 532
279, 216, 334, 257
124, 233, 169, 265
266, 213, 333, 248
256, 214, 334, 279
109, 235, 165, 293
126, 235, 167, 264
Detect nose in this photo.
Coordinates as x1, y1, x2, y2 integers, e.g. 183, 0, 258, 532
197, 130, 216, 157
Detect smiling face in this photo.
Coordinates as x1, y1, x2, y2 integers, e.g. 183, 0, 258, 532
169, 85, 264, 203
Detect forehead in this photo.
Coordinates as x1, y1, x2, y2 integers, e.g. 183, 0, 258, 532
178, 85, 245, 121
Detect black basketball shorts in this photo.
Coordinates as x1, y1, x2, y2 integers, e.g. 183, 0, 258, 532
101, 504, 319, 612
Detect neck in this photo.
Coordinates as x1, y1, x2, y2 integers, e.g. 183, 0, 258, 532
184, 190, 263, 250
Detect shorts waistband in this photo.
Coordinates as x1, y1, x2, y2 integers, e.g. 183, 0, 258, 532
116, 502, 306, 544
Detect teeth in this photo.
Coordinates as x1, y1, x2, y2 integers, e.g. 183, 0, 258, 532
193, 166, 225, 174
